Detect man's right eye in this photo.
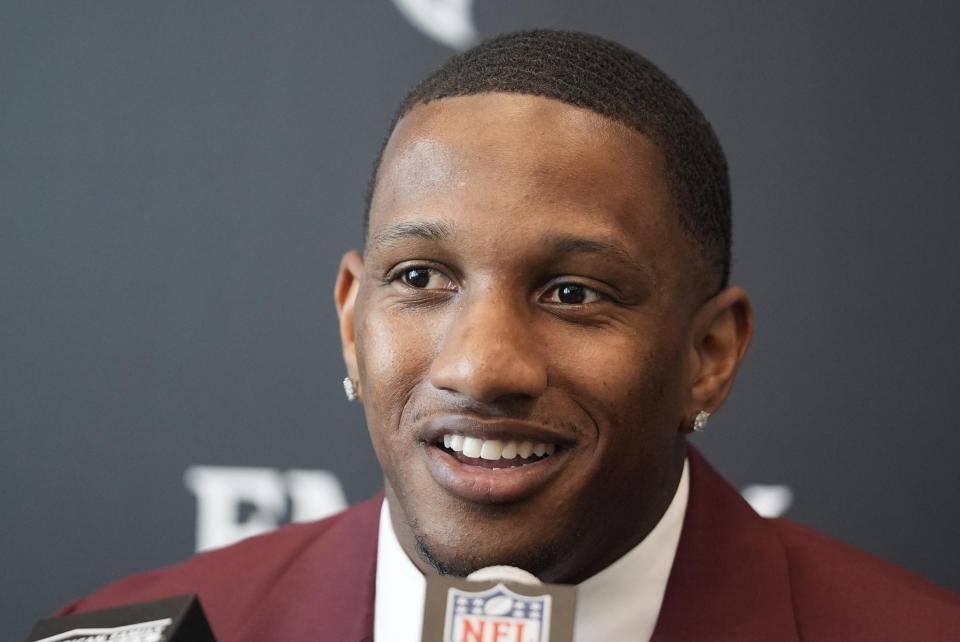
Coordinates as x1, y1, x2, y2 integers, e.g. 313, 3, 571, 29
397, 267, 454, 290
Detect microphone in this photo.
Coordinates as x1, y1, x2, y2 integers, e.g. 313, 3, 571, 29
24, 595, 216, 642
421, 566, 576, 642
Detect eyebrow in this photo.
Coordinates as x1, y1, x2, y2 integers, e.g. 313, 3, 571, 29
369, 220, 453, 249
546, 233, 652, 279
368, 224, 652, 279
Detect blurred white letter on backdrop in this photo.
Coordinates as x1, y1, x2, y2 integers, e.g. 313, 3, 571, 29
184, 466, 347, 552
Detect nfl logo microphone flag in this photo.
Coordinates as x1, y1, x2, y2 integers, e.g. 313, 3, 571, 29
422, 574, 575, 642
445, 583, 551, 642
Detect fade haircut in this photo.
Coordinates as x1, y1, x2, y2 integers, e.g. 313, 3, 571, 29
366, 29, 731, 289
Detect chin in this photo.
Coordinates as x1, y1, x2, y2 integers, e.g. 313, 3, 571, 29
413, 529, 564, 580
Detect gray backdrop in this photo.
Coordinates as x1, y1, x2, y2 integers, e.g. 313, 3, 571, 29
3, 1, 959, 634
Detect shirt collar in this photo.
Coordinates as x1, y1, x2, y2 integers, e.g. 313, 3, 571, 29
374, 458, 690, 642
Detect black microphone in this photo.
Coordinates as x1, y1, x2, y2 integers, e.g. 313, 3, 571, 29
421, 566, 576, 642
24, 595, 216, 642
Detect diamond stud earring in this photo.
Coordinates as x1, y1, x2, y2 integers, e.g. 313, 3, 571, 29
343, 377, 358, 402
692, 410, 710, 432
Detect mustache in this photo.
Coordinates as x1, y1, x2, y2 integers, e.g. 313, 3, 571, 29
407, 395, 584, 438
410, 395, 532, 422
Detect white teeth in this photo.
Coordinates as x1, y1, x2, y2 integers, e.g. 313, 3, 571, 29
442, 434, 555, 462
462, 437, 483, 458
480, 440, 503, 460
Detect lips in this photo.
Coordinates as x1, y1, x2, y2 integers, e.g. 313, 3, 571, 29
418, 415, 575, 503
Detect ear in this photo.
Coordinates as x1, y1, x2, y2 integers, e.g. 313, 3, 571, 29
335, 251, 365, 397
686, 286, 754, 426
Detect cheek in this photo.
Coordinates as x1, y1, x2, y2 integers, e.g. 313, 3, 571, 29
356, 307, 436, 440
564, 326, 687, 442
554, 325, 652, 388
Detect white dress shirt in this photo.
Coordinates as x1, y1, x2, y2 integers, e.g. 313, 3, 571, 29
374, 458, 689, 642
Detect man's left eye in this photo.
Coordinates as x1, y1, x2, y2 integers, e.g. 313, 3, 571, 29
542, 283, 603, 305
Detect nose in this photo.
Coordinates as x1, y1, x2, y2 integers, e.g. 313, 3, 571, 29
429, 290, 547, 403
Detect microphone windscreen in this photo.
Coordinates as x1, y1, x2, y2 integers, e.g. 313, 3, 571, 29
466, 566, 543, 585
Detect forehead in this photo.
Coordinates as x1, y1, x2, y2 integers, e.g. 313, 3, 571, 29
369, 93, 686, 277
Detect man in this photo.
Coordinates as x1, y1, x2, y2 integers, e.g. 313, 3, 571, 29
59, 30, 959, 640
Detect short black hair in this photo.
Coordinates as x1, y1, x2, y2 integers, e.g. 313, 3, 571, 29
366, 29, 731, 289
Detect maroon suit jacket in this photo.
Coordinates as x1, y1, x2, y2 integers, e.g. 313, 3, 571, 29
60, 448, 960, 640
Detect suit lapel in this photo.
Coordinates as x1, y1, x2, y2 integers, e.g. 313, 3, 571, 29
234, 493, 381, 642
651, 447, 800, 641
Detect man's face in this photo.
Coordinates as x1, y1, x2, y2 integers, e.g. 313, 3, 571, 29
342, 93, 703, 583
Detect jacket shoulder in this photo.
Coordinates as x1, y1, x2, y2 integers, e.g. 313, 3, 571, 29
58, 494, 383, 641
770, 518, 960, 641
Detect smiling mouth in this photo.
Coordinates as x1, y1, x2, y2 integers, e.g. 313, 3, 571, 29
419, 415, 573, 502
438, 434, 559, 469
